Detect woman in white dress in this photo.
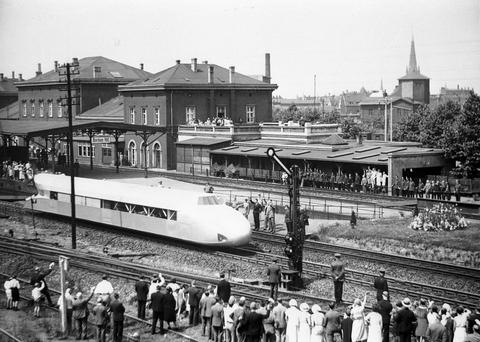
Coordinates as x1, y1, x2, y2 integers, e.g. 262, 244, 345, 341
285, 299, 301, 342
298, 303, 312, 342
351, 293, 368, 342
452, 306, 470, 342
311, 304, 325, 342
365, 304, 383, 342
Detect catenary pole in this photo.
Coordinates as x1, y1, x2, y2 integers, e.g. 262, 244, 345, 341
66, 62, 77, 249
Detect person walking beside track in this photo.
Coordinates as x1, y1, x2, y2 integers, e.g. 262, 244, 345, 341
135, 275, 149, 320
267, 259, 281, 301
110, 293, 125, 342
30, 262, 55, 306
331, 253, 346, 304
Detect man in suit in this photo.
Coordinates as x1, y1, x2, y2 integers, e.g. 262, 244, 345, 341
109, 293, 125, 342
135, 275, 149, 320
374, 269, 389, 302
324, 302, 342, 342
396, 298, 417, 342
378, 291, 393, 342
211, 297, 225, 342
217, 273, 231, 305
200, 290, 216, 339
187, 280, 202, 326
426, 313, 448, 342
92, 297, 108, 342
267, 259, 281, 301
151, 285, 165, 335
252, 199, 263, 231
272, 299, 287, 342
72, 287, 96, 340
240, 301, 271, 342
331, 253, 346, 304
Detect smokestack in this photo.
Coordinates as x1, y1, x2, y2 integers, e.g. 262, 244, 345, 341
176, 59, 181, 65
264, 53, 271, 84
208, 66, 214, 84
54, 61, 58, 72
12, 71, 15, 79
19, 73, 23, 81
140, 63, 144, 70
36, 63, 42, 76
229, 66, 235, 83
191, 58, 197, 72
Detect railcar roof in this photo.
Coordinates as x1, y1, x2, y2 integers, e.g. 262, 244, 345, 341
34, 173, 211, 207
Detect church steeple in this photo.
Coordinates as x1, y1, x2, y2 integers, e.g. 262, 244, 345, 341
407, 37, 419, 74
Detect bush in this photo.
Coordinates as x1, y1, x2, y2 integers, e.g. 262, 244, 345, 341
409, 203, 468, 231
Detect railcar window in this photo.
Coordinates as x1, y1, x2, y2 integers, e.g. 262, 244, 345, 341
50, 191, 58, 200
198, 196, 222, 205
102, 200, 176, 220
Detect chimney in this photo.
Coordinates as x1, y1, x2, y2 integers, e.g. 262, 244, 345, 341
140, 63, 144, 70
176, 59, 181, 65
36, 63, 42, 76
264, 53, 271, 84
12, 71, 15, 79
0, 73, 3, 81
72, 57, 79, 66
208, 66, 214, 84
229, 66, 235, 83
19, 73, 23, 81
191, 58, 197, 72
54, 61, 58, 72
202, 60, 208, 64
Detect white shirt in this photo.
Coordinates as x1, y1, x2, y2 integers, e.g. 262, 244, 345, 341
9, 278, 20, 290
4, 279, 11, 294
94, 280, 114, 294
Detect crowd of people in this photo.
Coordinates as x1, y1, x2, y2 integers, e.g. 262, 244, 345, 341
1, 160, 34, 182
188, 116, 235, 127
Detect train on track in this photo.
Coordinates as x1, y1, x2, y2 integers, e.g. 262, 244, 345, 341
27, 173, 251, 246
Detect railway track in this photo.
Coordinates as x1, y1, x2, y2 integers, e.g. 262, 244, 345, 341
252, 231, 480, 282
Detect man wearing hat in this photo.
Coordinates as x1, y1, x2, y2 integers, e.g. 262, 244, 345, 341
217, 272, 231, 305
331, 253, 346, 304
378, 291, 393, 342
30, 262, 55, 306
92, 297, 108, 342
239, 301, 271, 342
374, 269, 389, 302
267, 259, 282, 301
135, 275, 149, 320
72, 286, 96, 340
396, 298, 417, 342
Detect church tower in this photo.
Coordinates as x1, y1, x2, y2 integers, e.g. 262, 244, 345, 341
398, 37, 430, 104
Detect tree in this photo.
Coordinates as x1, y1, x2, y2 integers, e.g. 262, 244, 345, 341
419, 101, 460, 148
441, 92, 480, 178
393, 107, 424, 142
341, 119, 361, 138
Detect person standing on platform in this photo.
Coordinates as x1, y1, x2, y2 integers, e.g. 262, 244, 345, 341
331, 253, 346, 304
252, 199, 263, 231
267, 259, 281, 301
396, 298, 417, 342
342, 307, 354, 342
135, 275, 149, 320
217, 273, 231, 305
373, 269, 389, 302
110, 293, 125, 342
211, 298, 225, 342
72, 287, 96, 340
377, 291, 393, 342
187, 280, 201, 326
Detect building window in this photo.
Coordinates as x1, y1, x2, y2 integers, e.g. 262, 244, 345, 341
22, 102, 27, 117
78, 144, 95, 157
142, 107, 147, 125
185, 106, 196, 124
31, 102, 35, 117
216, 105, 226, 118
57, 100, 63, 117
130, 107, 135, 124
155, 107, 160, 125
246, 105, 255, 123
39, 100, 44, 117
48, 100, 53, 117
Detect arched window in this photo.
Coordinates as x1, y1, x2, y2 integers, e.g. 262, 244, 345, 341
153, 142, 162, 169
128, 140, 136, 167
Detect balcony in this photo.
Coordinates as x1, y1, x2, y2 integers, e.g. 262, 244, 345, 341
177, 124, 261, 141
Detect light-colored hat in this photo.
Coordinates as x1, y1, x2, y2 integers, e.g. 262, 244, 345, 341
300, 303, 310, 312
228, 296, 236, 305
289, 299, 298, 307
402, 298, 411, 308
76, 292, 83, 298
311, 304, 321, 313
250, 302, 257, 310
442, 303, 451, 312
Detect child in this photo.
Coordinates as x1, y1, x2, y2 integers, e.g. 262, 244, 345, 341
32, 281, 45, 317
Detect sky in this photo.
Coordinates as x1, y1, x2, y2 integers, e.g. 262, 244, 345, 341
0, 0, 479, 98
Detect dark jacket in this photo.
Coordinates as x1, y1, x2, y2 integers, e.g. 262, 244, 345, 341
374, 276, 389, 300
92, 303, 108, 326
135, 280, 149, 301
342, 317, 353, 342
110, 299, 125, 322
187, 286, 201, 307
211, 302, 225, 328
30, 269, 53, 288
267, 264, 281, 284
72, 292, 94, 320
396, 307, 417, 334
426, 322, 448, 342
331, 260, 345, 282
241, 310, 269, 337
163, 293, 176, 322
151, 291, 165, 313
324, 309, 342, 333
217, 279, 231, 304
377, 299, 393, 324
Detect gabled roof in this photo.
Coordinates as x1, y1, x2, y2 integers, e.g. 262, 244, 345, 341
398, 72, 429, 81
77, 96, 124, 121
120, 62, 277, 91
17, 56, 152, 86
0, 78, 19, 94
